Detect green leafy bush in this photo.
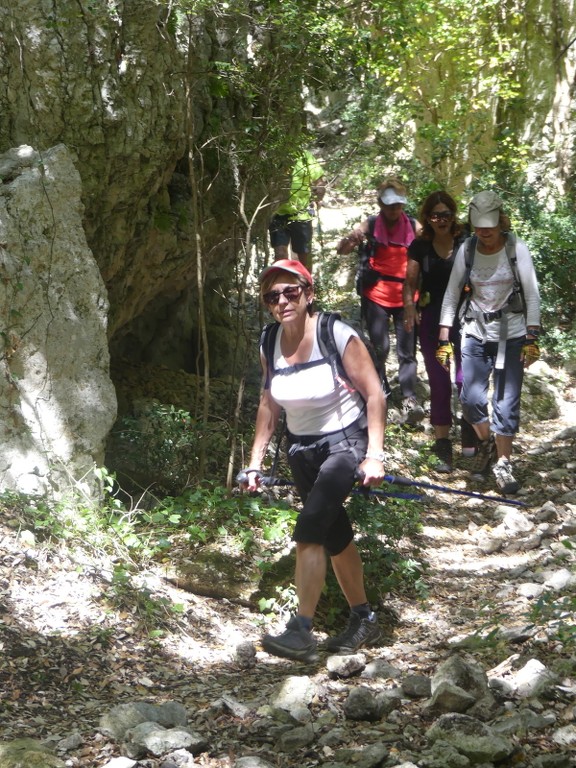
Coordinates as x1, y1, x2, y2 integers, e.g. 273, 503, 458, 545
108, 402, 229, 495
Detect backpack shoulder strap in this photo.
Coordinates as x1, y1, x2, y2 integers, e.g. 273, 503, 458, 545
366, 215, 377, 240
457, 235, 477, 317
504, 233, 520, 283
316, 311, 366, 397
316, 311, 341, 359
260, 321, 280, 388
463, 235, 477, 289
318, 311, 351, 382
464, 234, 476, 267
503, 232, 526, 315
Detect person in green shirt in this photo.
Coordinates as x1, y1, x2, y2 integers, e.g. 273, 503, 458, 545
269, 150, 326, 270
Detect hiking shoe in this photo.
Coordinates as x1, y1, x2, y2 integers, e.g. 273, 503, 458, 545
471, 434, 496, 477
324, 611, 382, 654
402, 397, 425, 425
460, 418, 478, 457
493, 457, 519, 494
261, 616, 318, 662
432, 438, 453, 473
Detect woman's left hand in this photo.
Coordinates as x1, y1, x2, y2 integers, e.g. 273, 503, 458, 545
521, 339, 540, 367
403, 303, 417, 332
358, 457, 385, 486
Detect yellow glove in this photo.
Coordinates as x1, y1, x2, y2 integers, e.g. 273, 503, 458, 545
521, 339, 540, 367
435, 340, 454, 370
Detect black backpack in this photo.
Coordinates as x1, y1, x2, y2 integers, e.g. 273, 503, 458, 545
260, 311, 367, 400
355, 214, 417, 296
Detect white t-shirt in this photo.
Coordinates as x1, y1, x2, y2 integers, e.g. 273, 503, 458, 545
440, 237, 540, 342
268, 317, 366, 436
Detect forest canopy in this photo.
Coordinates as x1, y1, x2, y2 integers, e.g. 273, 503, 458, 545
182, 0, 576, 351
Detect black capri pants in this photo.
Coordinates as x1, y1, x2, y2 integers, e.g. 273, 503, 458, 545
286, 425, 367, 557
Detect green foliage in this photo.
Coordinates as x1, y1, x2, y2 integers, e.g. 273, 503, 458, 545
528, 591, 576, 651
0, 468, 124, 547
109, 403, 229, 495
105, 564, 185, 633
346, 491, 422, 546
315, 491, 425, 630
258, 584, 298, 620
519, 204, 576, 359
138, 483, 297, 551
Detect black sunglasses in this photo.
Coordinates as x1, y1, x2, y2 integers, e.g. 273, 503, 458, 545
429, 211, 454, 222
263, 285, 305, 306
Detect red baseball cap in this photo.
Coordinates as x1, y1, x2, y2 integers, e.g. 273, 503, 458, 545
259, 259, 313, 285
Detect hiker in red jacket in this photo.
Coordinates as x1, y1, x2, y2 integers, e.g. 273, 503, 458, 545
338, 178, 424, 424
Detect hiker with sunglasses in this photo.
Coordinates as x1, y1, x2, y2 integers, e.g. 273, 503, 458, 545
337, 178, 424, 425
437, 191, 541, 494
243, 259, 387, 662
403, 191, 476, 473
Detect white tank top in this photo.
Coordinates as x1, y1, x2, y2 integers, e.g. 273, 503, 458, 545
268, 317, 366, 436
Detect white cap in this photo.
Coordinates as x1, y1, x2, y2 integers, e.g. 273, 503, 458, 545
379, 188, 407, 206
469, 190, 502, 228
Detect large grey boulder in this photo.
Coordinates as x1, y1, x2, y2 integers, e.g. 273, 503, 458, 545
0, 144, 117, 496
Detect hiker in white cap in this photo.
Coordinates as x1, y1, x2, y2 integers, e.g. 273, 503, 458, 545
437, 190, 541, 494
337, 178, 424, 425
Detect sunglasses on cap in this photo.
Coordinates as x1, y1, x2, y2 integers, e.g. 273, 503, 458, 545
263, 285, 305, 306
428, 211, 454, 222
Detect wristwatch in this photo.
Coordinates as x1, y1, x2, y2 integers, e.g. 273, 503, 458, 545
366, 450, 386, 462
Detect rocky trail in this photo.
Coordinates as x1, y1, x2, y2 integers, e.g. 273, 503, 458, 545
0, 360, 575, 768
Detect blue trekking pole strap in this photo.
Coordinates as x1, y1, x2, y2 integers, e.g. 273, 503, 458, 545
382, 474, 527, 507
236, 471, 525, 507
352, 487, 423, 501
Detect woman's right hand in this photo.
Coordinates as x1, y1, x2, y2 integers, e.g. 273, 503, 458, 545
358, 458, 385, 486
336, 230, 363, 255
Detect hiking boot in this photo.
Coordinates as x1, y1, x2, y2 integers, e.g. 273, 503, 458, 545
471, 434, 496, 477
324, 611, 382, 654
432, 438, 453, 473
402, 397, 425, 425
492, 457, 519, 494
261, 616, 318, 662
460, 418, 478, 457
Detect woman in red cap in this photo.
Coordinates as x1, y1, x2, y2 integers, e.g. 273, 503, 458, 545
243, 259, 387, 661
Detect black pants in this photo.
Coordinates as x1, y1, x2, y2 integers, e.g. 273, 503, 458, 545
287, 427, 367, 557
362, 297, 417, 399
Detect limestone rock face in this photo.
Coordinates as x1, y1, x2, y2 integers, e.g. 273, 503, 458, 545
0, 144, 117, 495
0, 0, 275, 376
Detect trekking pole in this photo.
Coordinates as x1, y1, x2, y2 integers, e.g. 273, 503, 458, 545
235, 471, 424, 501
316, 205, 325, 252
382, 474, 527, 507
